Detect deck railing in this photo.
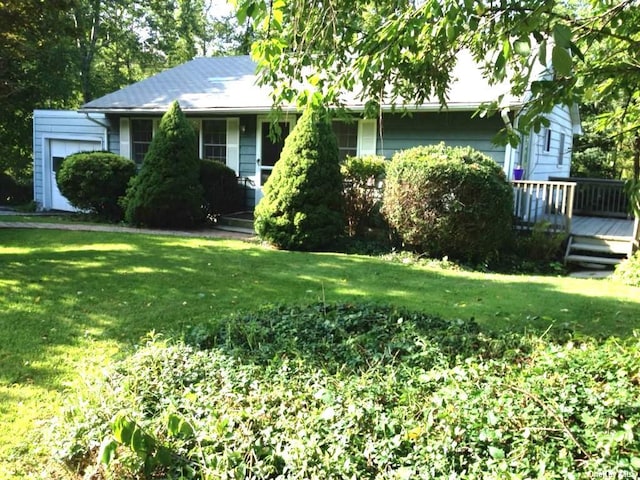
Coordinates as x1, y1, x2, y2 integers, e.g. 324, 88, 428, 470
549, 177, 631, 218
512, 180, 576, 233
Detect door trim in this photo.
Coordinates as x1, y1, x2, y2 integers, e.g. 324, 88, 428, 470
43, 136, 104, 210
255, 115, 297, 204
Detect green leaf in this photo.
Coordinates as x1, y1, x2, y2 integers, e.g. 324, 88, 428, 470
538, 40, 547, 67
112, 413, 135, 445
488, 446, 505, 459
99, 437, 118, 465
514, 39, 531, 56
552, 45, 572, 77
631, 457, 640, 470
553, 24, 572, 48
167, 413, 195, 438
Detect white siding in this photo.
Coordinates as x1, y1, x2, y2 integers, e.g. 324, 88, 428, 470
526, 104, 574, 181
33, 110, 108, 208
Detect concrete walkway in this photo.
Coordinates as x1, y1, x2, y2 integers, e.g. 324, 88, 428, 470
0, 218, 255, 241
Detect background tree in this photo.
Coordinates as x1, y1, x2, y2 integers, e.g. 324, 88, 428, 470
1, 0, 252, 187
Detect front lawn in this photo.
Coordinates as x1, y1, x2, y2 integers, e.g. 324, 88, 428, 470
1, 228, 639, 478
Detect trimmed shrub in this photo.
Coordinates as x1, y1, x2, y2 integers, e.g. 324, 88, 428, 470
612, 250, 640, 286
54, 303, 640, 479
254, 108, 345, 250
56, 151, 135, 220
199, 160, 243, 219
341, 155, 387, 237
382, 143, 513, 261
0, 172, 32, 205
124, 102, 204, 228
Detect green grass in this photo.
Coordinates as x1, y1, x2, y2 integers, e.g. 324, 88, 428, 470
0, 213, 99, 225
1, 228, 639, 478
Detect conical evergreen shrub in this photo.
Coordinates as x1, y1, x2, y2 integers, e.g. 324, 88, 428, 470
254, 108, 345, 250
124, 101, 204, 228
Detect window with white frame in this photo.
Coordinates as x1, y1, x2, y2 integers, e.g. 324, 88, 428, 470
131, 119, 153, 164
202, 120, 227, 163
332, 121, 358, 160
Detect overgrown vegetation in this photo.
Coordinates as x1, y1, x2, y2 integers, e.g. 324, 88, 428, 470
124, 102, 204, 228
57, 151, 136, 221
382, 144, 513, 262
254, 108, 345, 250
613, 251, 640, 287
55, 303, 640, 479
341, 155, 387, 238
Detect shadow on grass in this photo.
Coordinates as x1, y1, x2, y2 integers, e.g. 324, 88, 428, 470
0, 227, 639, 390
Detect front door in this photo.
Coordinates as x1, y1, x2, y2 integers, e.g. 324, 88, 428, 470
49, 139, 102, 211
255, 117, 295, 204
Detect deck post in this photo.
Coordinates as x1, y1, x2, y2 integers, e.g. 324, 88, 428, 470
565, 182, 575, 233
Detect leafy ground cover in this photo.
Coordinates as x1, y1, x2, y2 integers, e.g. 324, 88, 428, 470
57, 304, 640, 479
1, 228, 639, 478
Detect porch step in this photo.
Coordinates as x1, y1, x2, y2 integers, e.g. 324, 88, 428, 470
216, 212, 255, 234
564, 254, 623, 266
564, 234, 631, 267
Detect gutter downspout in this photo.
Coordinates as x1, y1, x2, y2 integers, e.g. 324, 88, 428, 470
83, 112, 109, 150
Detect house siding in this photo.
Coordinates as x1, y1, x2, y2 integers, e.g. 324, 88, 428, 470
527, 104, 574, 181
33, 110, 108, 208
377, 112, 506, 165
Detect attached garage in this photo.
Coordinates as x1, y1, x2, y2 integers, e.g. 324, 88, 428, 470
33, 110, 108, 211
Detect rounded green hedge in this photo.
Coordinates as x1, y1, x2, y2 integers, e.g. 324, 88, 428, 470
382, 143, 514, 261
56, 151, 135, 220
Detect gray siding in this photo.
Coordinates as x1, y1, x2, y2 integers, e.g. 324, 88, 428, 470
33, 110, 108, 207
527, 104, 574, 181
377, 112, 507, 165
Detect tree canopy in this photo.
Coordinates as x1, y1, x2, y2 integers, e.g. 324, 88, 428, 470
237, 0, 639, 169
1, 0, 253, 181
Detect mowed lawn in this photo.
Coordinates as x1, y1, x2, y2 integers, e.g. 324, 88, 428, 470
1, 227, 639, 478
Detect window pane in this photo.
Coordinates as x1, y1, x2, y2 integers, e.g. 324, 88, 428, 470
203, 120, 227, 163
131, 119, 153, 164
333, 121, 358, 160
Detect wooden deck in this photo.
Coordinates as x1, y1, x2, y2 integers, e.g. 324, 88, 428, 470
570, 215, 635, 239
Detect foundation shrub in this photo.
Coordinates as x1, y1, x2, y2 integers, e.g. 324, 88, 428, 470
254, 108, 345, 250
199, 160, 243, 219
341, 155, 387, 238
56, 151, 136, 220
382, 143, 513, 262
124, 102, 204, 228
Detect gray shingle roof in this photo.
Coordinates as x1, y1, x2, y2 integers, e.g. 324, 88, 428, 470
80, 53, 518, 114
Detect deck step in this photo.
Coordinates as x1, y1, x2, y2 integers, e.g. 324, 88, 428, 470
569, 242, 630, 255
564, 254, 624, 266
214, 224, 255, 235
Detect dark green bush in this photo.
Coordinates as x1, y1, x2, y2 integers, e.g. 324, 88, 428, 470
124, 102, 204, 228
199, 160, 243, 219
55, 303, 640, 479
55, 151, 135, 220
382, 143, 513, 261
341, 155, 387, 237
254, 108, 345, 250
612, 250, 640, 286
0, 172, 32, 205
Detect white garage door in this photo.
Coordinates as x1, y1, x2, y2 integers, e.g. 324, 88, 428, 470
49, 139, 102, 211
